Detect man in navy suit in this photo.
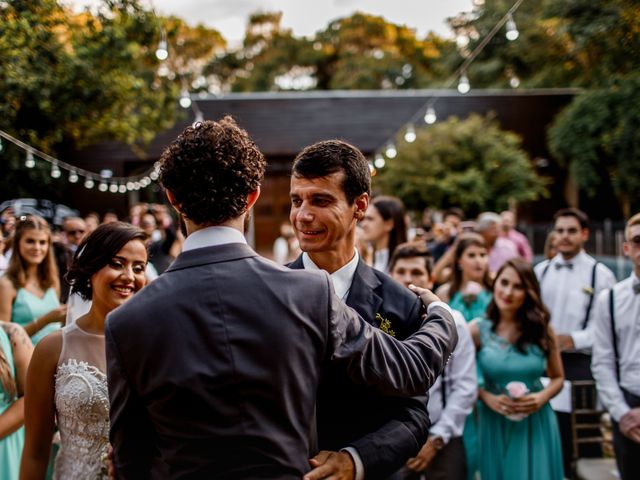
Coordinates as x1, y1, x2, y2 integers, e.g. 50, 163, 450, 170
106, 118, 457, 479
289, 140, 452, 480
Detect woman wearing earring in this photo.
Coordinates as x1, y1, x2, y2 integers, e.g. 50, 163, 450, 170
0, 322, 33, 480
20, 222, 148, 479
0, 216, 66, 345
470, 258, 564, 480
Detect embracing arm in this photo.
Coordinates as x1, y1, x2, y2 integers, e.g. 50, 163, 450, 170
0, 277, 15, 324
106, 319, 156, 480
20, 332, 59, 480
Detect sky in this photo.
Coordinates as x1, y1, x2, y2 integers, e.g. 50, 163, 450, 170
73, 0, 475, 45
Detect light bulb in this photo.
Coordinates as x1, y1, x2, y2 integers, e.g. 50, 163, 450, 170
385, 143, 397, 158
133, 182, 141, 190
374, 154, 386, 169
458, 73, 470, 94
69, 171, 79, 183
25, 151, 35, 168
149, 170, 159, 180
51, 164, 61, 178
155, 40, 168, 60
509, 74, 520, 88
119, 184, 127, 193
506, 15, 519, 41
424, 106, 437, 124
404, 125, 416, 143
126, 181, 135, 190
84, 178, 94, 189
109, 183, 118, 193
99, 182, 108, 192
179, 90, 192, 109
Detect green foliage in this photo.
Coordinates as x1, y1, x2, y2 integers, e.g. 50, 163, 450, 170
375, 114, 548, 216
548, 74, 640, 216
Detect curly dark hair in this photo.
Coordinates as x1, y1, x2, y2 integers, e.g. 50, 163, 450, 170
292, 140, 370, 204
65, 222, 148, 301
486, 258, 553, 355
158, 116, 266, 225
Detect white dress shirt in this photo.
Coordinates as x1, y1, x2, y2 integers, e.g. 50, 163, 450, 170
535, 251, 616, 350
592, 273, 640, 421
427, 311, 477, 444
372, 248, 389, 273
182, 226, 247, 252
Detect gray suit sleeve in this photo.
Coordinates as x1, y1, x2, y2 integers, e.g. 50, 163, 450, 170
106, 315, 156, 479
328, 282, 457, 396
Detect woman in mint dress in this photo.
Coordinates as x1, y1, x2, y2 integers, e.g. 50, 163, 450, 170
0, 322, 33, 480
0, 215, 66, 345
435, 232, 492, 479
470, 258, 564, 480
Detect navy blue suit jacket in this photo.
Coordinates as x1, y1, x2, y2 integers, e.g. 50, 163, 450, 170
289, 256, 431, 479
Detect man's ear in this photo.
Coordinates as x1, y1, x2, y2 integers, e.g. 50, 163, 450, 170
246, 187, 261, 211
354, 193, 369, 220
165, 189, 181, 213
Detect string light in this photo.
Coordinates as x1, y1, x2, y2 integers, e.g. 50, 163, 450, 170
118, 184, 127, 193
179, 90, 192, 108
424, 106, 437, 124
51, 163, 61, 178
505, 14, 519, 41
155, 28, 169, 60
109, 183, 119, 193
84, 178, 95, 189
509, 73, 520, 88
69, 171, 79, 183
404, 125, 416, 143
374, 154, 386, 169
25, 151, 36, 168
99, 181, 108, 192
458, 73, 471, 94
384, 143, 397, 158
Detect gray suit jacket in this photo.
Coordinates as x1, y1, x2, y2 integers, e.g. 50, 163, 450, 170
106, 243, 456, 479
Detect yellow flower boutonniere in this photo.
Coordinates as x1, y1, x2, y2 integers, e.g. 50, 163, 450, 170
376, 313, 396, 337
582, 286, 594, 295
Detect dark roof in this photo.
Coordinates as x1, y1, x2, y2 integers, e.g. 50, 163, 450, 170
70, 88, 579, 172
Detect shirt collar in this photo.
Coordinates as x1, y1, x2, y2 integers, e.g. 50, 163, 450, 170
182, 226, 247, 252
302, 250, 360, 300
552, 249, 587, 267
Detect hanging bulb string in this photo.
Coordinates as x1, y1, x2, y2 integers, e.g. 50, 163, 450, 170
375, 0, 525, 160
0, 128, 157, 186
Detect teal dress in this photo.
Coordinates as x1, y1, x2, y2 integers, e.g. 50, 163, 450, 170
12, 288, 61, 345
0, 327, 24, 480
449, 288, 491, 480
476, 318, 563, 480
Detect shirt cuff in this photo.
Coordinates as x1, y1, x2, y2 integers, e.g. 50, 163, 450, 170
341, 447, 364, 480
427, 301, 453, 316
571, 330, 592, 351
428, 424, 451, 445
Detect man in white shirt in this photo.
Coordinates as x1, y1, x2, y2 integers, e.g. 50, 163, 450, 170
535, 207, 616, 475
592, 212, 640, 480
389, 242, 477, 480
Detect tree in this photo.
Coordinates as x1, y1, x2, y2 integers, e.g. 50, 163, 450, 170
375, 114, 548, 216
548, 74, 640, 217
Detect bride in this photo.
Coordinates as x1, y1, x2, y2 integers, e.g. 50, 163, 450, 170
20, 222, 148, 479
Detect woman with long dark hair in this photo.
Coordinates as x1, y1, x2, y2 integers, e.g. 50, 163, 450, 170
359, 195, 407, 272
0, 216, 66, 345
469, 258, 564, 480
21, 222, 148, 479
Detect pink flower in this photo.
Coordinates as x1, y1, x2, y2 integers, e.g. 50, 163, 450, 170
506, 381, 529, 399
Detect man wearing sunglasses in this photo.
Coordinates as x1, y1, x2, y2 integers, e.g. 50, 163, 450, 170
62, 216, 87, 253
592, 213, 640, 480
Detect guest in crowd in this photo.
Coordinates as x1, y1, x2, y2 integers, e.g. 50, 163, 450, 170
476, 212, 519, 274
83, 213, 100, 235
20, 222, 148, 479
428, 208, 464, 262
592, 212, 640, 480
534, 207, 616, 475
470, 258, 564, 480
500, 210, 533, 263
359, 195, 407, 273
0, 322, 33, 480
390, 242, 477, 480
272, 221, 300, 265
543, 230, 559, 260
61, 217, 86, 255
0, 216, 66, 345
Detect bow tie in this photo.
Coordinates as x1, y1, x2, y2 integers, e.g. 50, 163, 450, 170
633, 283, 640, 294
555, 262, 574, 270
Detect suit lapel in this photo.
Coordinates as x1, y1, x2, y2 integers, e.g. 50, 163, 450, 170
346, 260, 383, 326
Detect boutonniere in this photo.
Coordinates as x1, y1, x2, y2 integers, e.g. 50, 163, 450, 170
376, 313, 396, 337
582, 286, 594, 295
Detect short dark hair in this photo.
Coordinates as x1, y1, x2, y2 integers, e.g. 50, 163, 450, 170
389, 242, 433, 276
444, 207, 465, 222
65, 222, 148, 301
159, 116, 266, 225
553, 207, 589, 229
291, 140, 370, 204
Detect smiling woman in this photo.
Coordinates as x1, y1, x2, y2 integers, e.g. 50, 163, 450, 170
20, 222, 148, 480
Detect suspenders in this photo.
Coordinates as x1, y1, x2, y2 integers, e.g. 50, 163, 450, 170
540, 260, 599, 330
608, 289, 620, 382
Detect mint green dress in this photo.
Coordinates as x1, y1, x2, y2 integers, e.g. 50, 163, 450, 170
476, 318, 563, 480
0, 327, 24, 480
12, 288, 61, 345
449, 288, 491, 480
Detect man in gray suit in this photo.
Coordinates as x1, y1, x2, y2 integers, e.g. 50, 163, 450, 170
106, 117, 456, 479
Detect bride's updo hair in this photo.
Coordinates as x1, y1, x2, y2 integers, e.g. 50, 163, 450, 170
65, 222, 148, 301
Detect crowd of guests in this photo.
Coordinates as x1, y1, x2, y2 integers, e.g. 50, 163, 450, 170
0, 118, 637, 480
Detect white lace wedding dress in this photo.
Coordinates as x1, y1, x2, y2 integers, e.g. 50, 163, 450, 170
53, 323, 109, 479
